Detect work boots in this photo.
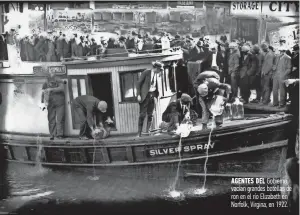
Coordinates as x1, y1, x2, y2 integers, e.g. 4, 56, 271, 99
146, 120, 153, 135
136, 120, 152, 137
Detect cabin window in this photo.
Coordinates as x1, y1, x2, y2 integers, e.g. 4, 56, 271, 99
119, 69, 144, 102
68, 76, 89, 129
161, 65, 177, 97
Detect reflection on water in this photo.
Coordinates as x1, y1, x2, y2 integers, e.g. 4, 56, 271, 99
0, 163, 231, 212
0, 162, 289, 215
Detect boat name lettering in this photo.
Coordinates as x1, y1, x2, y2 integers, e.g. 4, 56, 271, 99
148, 142, 215, 157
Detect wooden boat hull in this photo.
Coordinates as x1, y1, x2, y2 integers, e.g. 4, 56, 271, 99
0, 114, 293, 180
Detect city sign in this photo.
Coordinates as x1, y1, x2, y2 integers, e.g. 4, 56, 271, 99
231, 1, 299, 17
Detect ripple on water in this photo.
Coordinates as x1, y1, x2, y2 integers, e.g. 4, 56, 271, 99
5, 162, 230, 204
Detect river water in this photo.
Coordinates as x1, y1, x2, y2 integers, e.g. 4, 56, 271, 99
0, 160, 290, 215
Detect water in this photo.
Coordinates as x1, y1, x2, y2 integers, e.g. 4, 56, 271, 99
31, 136, 48, 176
168, 136, 184, 200
193, 117, 215, 196
87, 138, 99, 181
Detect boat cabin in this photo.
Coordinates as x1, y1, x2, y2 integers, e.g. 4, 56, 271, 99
0, 50, 183, 137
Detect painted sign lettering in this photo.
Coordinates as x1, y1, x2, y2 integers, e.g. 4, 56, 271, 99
148, 142, 215, 157
231, 2, 261, 16
231, 1, 299, 16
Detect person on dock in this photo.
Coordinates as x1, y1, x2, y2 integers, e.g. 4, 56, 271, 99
272, 46, 291, 108
227, 42, 240, 100
250, 44, 264, 103
72, 95, 112, 140
41, 69, 66, 140
193, 71, 231, 129
136, 61, 164, 137
161, 93, 197, 134
239, 44, 258, 104
260, 43, 275, 105
284, 78, 299, 159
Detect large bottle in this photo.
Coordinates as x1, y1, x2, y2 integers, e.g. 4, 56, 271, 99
161, 36, 170, 54
232, 98, 244, 120
223, 103, 233, 121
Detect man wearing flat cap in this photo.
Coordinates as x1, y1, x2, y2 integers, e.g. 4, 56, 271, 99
72, 95, 112, 140
239, 44, 258, 104
250, 44, 264, 103
161, 93, 197, 133
136, 61, 164, 137
260, 42, 275, 105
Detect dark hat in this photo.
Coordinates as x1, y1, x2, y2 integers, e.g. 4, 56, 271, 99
146, 37, 153, 42
132, 31, 138, 36
196, 40, 203, 47
186, 34, 193, 39
175, 34, 181, 39
252, 44, 260, 54
220, 35, 227, 42
293, 44, 299, 51
119, 36, 126, 41
181, 93, 192, 104
152, 61, 164, 69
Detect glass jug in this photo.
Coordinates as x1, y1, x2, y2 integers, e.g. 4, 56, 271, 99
232, 98, 244, 120
223, 103, 233, 121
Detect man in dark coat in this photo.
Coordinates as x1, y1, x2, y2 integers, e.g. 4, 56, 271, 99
56, 34, 70, 60
284, 78, 299, 215
25, 36, 36, 61
251, 45, 264, 103
228, 42, 240, 100
284, 78, 299, 158
239, 44, 258, 104
89, 38, 98, 56
161, 93, 197, 133
261, 43, 275, 105
72, 95, 108, 140
34, 35, 48, 62
202, 44, 226, 81
41, 70, 66, 140
136, 61, 163, 137
290, 44, 299, 80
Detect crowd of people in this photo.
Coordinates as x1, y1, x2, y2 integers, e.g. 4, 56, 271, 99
180, 36, 299, 108
0, 29, 204, 61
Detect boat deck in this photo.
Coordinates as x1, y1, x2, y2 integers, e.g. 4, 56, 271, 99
0, 113, 290, 146
244, 103, 288, 113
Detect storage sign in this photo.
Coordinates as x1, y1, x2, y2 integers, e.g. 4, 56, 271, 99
231, 2, 261, 16
231, 1, 299, 17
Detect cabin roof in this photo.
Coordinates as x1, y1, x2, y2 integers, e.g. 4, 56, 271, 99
63, 52, 183, 69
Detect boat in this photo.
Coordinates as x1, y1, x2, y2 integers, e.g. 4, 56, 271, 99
0, 48, 294, 180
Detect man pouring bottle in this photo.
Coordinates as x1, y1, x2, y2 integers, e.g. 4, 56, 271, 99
193, 71, 231, 129
72, 95, 114, 140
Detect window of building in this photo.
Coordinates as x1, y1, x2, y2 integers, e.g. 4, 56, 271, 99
119, 69, 144, 102
124, 12, 133, 21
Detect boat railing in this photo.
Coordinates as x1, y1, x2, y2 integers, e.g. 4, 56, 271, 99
63, 46, 182, 62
